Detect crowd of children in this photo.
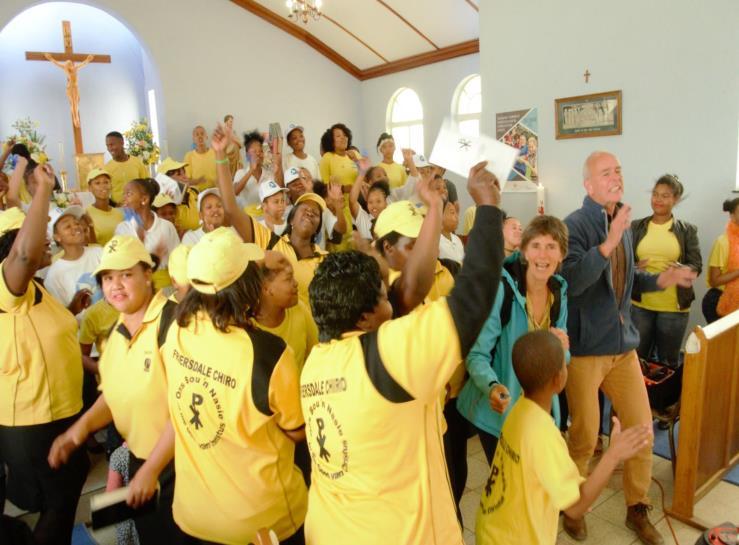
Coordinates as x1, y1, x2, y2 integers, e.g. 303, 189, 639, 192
0, 119, 731, 545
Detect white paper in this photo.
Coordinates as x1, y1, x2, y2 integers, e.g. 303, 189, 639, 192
154, 173, 184, 205
429, 119, 518, 191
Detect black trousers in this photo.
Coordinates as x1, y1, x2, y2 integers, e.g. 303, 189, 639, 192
182, 525, 305, 545
128, 453, 185, 545
444, 399, 469, 523
0, 413, 90, 545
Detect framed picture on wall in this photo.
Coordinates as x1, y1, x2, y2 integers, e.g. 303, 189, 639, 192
555, 90, 622, 139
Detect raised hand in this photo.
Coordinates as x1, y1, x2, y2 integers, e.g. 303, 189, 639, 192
467, 161, 500, 207
327, 181, 344, 212
416, 173, 442, 208
211, 124, 229, 154
34, 163, 57, 190
69, 289, 92, 315
606, 417, 652, 463
602, 204, 631, 254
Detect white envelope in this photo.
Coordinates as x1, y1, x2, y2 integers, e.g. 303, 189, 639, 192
154, 173, 184, 205
429, 119, 518, 191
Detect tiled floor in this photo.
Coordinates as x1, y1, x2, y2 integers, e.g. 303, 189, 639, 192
460, 435, 736, 545
6, 437, 738, 544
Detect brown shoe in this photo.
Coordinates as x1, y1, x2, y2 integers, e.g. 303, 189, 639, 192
626, 503, 664, 545
563, 514, 587, 541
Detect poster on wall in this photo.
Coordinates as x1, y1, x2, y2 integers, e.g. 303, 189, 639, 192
496, 108, 539, 192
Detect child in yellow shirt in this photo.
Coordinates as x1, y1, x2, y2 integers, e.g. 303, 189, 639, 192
476, 330, 652, 545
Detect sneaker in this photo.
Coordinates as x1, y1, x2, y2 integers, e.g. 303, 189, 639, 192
626, 503, 664, 545
563, 514, 587, 541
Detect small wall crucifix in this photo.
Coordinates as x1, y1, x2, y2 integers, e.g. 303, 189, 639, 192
584, 69, 591, 83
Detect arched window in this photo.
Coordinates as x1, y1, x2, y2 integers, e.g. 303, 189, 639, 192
386, 88, 424, 160
452, 74, 481, 137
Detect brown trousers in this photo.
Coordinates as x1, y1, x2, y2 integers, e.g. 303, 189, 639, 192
565, 350, 653, 505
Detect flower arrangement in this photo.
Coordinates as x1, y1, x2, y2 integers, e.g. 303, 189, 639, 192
3, 118, 48, 170
124, 118, 160, 166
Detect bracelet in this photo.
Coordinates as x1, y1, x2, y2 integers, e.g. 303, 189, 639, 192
215, 158, 229, 165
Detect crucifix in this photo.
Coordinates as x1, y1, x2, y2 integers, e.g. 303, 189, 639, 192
584, 69, 591, 83
25, 21, 111, 155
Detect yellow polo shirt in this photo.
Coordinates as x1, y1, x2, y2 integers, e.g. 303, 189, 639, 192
98, 291, 174, 459
104, 155, 148, 204
85, 205, 124, 246
463, 206, 476, 236
378, 161, 408, 189
255, 301, 318, 371
251, 218, 326, 308
176, 187, 200, 233
184, 149, 217, 192
0, 267, 82, 426
319, 152, 356, 250
78, 299, 119, 354
163, 317, 307, 544
300, 298, 464, 545
708, 233, 729, 290
476, 397, 584, 545
633, 219, 684, 312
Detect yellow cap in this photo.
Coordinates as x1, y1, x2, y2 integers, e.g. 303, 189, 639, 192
168, 244, 191, 286
86, 168, 111, 183
157, 157, 188, 174
374, 200, 424, 239
0, 207, 26, 236
93, 235, 155, 276
152, 193, 176, 208
187, 227, 265, 294
294, 192, 327, 212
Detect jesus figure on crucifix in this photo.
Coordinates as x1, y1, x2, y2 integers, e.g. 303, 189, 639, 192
43, 52, 94, 128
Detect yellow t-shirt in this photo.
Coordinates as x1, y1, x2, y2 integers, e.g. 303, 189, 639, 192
476, 397, 584, 545
300, 298, 464, 545
98, 291, 174, 459
184, 149, 218, 192
163, 318, 307, 543
633, 219, 684, 312
79, 299, 119, 354
251, 217, 326, 308
319, 152, 357, 251
378, 161, 408, 189
708, 233, 729, 291
176, 187, 201, 233
85, 205, 124, 247
104, 155, 148, 204
463, 206, 476, 236
388, 260, 455, 306
255, 301, 318, 371
0, 268, 83, 426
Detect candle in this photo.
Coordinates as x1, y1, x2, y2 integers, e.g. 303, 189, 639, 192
58, 141, 65, 171
536, 183, 545, 215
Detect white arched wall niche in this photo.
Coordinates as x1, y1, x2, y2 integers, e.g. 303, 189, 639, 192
0, 2, 163, 184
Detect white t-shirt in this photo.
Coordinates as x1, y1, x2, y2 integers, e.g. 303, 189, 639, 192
284, 153, 320, 180
388, 175, 420, 205
439, 233, 465, 265
353, 207, 375, 240
44, 246, 103, 307
182, 226, 238, 246
233, 167, 274, 210
114, 214, 180, 269
258, 218, 287, 236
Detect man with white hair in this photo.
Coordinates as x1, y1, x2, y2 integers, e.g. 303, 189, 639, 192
560, 151, 696, 545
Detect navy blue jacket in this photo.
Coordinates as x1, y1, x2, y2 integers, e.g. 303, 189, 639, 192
562, 196, 659, 356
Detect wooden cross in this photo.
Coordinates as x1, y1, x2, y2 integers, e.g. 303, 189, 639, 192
584, 69, 591, 83
25, 21, 111, 155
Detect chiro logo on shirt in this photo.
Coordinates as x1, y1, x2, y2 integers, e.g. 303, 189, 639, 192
305, 399, 349, 480
173, 372, 228, 450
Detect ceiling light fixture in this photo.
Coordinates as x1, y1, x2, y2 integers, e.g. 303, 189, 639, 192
286, 0, 323, 24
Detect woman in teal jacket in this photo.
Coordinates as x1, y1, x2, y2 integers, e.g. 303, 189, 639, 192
456, 215, 570, 463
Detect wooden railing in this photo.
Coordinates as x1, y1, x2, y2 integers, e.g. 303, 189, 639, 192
667, 310, 739, 528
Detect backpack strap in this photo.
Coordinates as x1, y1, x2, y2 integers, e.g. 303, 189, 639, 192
157, 299, 178, 348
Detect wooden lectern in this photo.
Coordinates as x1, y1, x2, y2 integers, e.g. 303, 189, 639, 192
667, 310, 739, 529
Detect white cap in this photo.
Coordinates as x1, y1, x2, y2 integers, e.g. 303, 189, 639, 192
284, 167, 301, 184
49, 205, 85, 232
413, 154, 431, 168
258, 180, 288, 205
197, 188, 221, 211
285, 123, 304, 140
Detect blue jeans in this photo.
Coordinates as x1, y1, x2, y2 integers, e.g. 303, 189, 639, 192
631, 306, 689, 367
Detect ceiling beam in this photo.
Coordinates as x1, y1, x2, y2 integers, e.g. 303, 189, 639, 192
230, 0, 478, 81
375, 0, 439, 50
359, 39, 479, 80
464, 0, 479, 12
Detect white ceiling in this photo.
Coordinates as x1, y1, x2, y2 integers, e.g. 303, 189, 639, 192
250, 0, 479, 71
